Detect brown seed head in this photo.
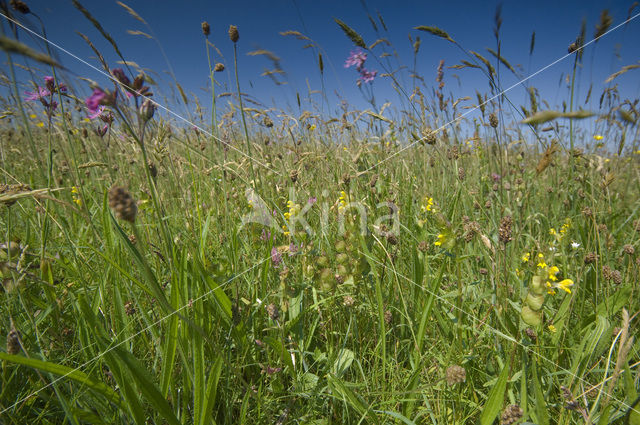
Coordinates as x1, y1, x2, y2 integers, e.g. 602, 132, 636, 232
266, 303, 279, 321
622, 244, 635, 255
10, 0, 30, 14
228, 25, 239, 42
498, 215, 513, 244
500, 404, 524, 425
584, 252, 598, 264
612, 269, 622, 285
108, 186, 137, 223
489, 112, 499, 128
6, 328, 20, 355
201, 21, 210, 36
214, 63, 225, 72
445, 365, 466, 386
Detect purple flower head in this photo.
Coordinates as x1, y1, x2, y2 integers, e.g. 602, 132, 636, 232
307, 196, 317, 205
358, 68, 377, 84
24, 87, 50, 102
88, 105, 105, 120
43, 76, 67, 93
44, 76, 55, 91
86, 88, 106, 112
491, 173, 501, 182
344, 49, 367, 71
270, 246, 283, 267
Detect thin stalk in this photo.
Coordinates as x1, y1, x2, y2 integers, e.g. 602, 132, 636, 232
233, 43, 259, 190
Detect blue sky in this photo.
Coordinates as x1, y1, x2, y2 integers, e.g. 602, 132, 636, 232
3, 0, 640, 134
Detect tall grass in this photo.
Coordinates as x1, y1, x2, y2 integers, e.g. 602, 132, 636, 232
1, 2, 639, 424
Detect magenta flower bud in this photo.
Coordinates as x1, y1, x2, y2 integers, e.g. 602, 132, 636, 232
111, 68, 131, 87
44, 76, 55, 92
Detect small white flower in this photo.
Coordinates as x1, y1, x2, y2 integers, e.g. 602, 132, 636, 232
571, 242, 580, 249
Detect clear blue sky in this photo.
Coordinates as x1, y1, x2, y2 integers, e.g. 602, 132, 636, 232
3, 0, 640, 133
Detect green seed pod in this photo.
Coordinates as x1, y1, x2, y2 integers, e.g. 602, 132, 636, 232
336, 252, 349, 265
319, 268, 335, 291
521, 305, 542, 327
335, 240, 346, 253
525, 292, 545, 311
317, 255, 329, 267
530, 275, 546, 296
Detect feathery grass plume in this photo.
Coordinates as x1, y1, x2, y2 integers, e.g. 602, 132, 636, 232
528, 87, 538, 115
72, 0, 129, 67
126, 30, 152, 39
486, 47, 517, 76
108, 186, 137, 223
334, 18, 367, 49
228, 25, 239, 43
414, 26, 455, 43
116, 1, 147, 24
594, 9, 613, 41
469, 51, 495, 77
619, 109, 636, 124
9, 0, 30, 14
493, 3, 502, 39
76, 32, 110, 72
413, 36, 421, 54
627, 2, 639, 26
605, 61, 640, 83
529, 31, 536, 56
0, 37, 61, 68
575, 18, 587, 61
376, 10, 388, 31
175, 82, 188, 105
535, 140, 559, 174
520, 109, 594, 125
279, 30, 311, 41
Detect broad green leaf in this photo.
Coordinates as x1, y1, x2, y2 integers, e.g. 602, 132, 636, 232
480, 361, 510, 425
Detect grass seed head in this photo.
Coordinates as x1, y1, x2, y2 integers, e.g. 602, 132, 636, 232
214, 63, 225, 72
201, 21, 210, 37
500, 404, 523, 425
445, 365, 466, 385
108, 186, 138, 223
228, 25, 239, 43
6, 327, 20, 355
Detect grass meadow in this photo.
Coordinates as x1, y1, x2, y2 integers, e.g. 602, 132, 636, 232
1, 1, 639, 424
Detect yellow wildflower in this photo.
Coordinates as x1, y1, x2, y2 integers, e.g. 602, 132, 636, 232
309, 124, 316, 131
521, 252, 530, 262
548, 324, 557, 333
421, 197, 435, 213
594, 134, 603, 140
548, 266, 560, 281
434, 233, 445, 246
